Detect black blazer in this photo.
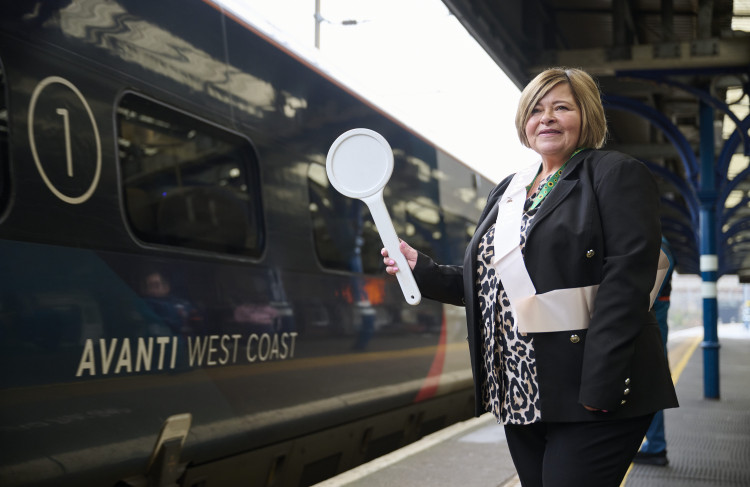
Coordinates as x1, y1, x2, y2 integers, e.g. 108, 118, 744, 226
413, 149, 679, 422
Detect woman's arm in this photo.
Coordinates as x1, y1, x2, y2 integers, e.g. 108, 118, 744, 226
381, 174, 512, 309
382, 241, 465, 307
412, 251, 465, 306
578, 154, 662, 411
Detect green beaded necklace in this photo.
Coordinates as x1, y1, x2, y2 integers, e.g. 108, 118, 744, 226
526, 147, 587, 211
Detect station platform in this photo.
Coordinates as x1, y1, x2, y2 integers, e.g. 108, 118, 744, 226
313, 324, 750, 487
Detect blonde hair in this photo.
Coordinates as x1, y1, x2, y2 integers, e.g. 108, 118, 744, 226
515, 67, 607, 149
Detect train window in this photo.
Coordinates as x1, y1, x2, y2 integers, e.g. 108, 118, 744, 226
393, 150, 486, 266
308, 133, 483, 274
0, 62, 8, 212
308, 162, 383, 273
117, 94, 264, 257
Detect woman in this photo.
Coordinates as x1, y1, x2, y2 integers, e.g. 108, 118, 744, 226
382, 67, 678, 486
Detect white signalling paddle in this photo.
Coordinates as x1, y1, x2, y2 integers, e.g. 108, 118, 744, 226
326, 128, 421, 305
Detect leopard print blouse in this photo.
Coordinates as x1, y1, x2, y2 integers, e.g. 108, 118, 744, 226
476, 174, 551, 424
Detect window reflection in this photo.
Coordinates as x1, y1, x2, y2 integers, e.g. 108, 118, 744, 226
309, 131, 485, 273
117, 94, 264, 256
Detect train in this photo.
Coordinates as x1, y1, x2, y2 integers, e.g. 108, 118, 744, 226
0, 1, 496, 486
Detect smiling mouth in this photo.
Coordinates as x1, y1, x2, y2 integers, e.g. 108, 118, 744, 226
539, 130, 561, 135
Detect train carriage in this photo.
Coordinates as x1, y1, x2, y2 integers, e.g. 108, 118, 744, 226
0, 1, 494, 485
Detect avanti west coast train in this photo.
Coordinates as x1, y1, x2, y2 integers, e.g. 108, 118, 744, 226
0, 1, 495, 485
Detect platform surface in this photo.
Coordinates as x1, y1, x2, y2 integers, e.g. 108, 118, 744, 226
313, 324, 750, 487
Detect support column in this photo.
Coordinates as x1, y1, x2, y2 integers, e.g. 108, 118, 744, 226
698, 98, 720, 399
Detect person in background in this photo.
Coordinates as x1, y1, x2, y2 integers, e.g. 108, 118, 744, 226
142, 271, 198, 336
634, 236, 675, 466
381, 67, 678, 486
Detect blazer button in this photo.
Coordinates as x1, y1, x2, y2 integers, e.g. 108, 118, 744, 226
569, 334, 580, 343
623, 388, 631, 395
624, 378, 631, 386
620, 399, 627, 405
586, 249, 595, 258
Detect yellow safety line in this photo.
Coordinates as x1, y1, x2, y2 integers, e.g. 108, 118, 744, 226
620, 334, 702, 486
669, 335, 702, 383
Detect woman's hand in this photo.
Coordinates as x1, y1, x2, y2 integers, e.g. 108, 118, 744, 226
382, 240, 418, 275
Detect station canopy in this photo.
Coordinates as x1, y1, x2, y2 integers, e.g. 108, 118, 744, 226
442, 0, 750, 278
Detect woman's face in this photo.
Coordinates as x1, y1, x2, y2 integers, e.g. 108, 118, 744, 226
525, 82, 582, 162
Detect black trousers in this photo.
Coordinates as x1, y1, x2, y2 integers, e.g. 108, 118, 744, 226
504, 414, 654, 487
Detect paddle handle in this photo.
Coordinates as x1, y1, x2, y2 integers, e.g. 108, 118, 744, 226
363, 192, 421, 305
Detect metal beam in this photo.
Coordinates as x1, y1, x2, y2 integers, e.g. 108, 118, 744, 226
534, 38, 750, 76
603, 94, 699, 183
699, 98, 721, 400
605, 142, 680, 159
662, 0, 675, 42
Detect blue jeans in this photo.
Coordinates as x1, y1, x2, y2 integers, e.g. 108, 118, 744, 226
641, 300, 669, 453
